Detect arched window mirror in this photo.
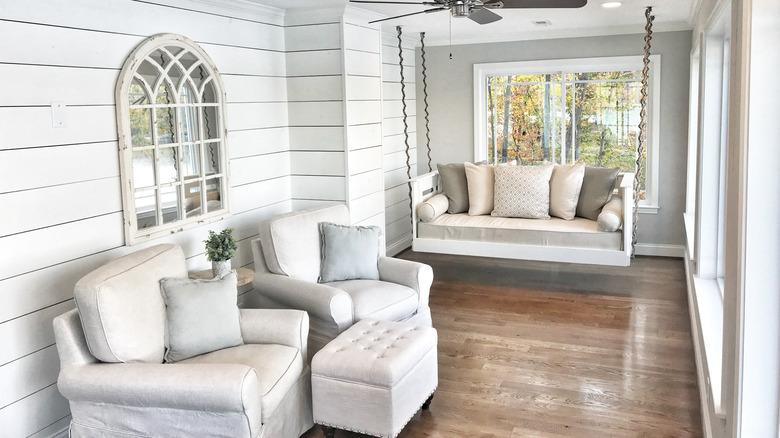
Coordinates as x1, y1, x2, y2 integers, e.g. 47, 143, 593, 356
116, 34, 230, 244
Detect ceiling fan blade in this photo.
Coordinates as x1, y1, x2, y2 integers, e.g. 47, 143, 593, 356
469, 8, 503, 24
368, 7, 448, 23
349, 0, 439, 5
496, 0, 587, 8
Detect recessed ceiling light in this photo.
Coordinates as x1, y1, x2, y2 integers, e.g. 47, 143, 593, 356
602, 1, 622, 7
531, 20, 552, 27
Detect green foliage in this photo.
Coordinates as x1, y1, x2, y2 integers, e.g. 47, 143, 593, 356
486, 70, 646, 195
204, 227, 237, 262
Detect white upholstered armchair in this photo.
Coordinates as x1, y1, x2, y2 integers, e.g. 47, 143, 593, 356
251, 204, 434, 355
53, 244, 313, 438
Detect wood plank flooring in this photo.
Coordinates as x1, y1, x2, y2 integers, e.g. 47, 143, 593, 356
302, 252, 702, 438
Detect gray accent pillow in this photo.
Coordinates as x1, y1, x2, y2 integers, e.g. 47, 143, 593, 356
576, 166, 621, 220
491, 164, 554, 219
159, 271, 243, 363
319, 222, 381, 283
437, 163, 469, 213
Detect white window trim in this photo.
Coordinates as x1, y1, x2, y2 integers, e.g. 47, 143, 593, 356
684, 45, 701, 259
473, 55, 661, 214
116, 33, 231, 245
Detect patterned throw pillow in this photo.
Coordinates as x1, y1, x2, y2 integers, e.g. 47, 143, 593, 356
491, 164, 554, 219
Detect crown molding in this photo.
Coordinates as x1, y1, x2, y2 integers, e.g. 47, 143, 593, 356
415, 20, 692, 47
687, 0, 704, 27
136, 0, 285, 24
285, 7, 346, 26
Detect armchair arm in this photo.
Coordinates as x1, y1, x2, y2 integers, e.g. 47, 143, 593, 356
378, 257, 434, 309
59, 362, 262, 422
240, 309, 309, 362
252, 272, 354, 330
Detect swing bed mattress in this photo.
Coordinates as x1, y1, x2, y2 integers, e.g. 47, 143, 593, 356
416, 213, 622, 251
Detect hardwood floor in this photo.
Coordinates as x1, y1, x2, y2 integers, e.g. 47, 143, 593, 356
302, 252, 702, 438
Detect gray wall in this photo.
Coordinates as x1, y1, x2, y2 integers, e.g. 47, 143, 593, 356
414, 31, 692, 248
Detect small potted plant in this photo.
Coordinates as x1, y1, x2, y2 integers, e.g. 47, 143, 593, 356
204, 227, 237, 277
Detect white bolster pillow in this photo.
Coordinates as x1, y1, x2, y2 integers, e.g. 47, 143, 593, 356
417, 193, 449, 222
597, 195, 624, 232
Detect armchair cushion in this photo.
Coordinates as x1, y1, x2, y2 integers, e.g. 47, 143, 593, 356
159, 271, 244, 362
73, 244, 187, 364
179, 344, 304, 423
325, 280, 419, 321
259, 204, 350, 283
318, 222, 381, 283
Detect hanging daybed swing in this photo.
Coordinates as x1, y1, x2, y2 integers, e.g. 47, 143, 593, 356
400, 8, 654, 266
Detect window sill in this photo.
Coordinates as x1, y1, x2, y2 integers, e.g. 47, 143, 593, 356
691, 274, 727, 419
638, 204, 659, 215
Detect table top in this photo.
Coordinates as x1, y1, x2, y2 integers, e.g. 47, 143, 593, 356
188, 266, 254, 287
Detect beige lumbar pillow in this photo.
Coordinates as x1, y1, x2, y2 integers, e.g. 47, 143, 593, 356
492, 164, 554, 219
549, 163, 585, 220
416, 193, 449, 222
464, 162, 494, 216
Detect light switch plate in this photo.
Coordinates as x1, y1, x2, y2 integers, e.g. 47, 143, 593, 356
51, 102, 67, 128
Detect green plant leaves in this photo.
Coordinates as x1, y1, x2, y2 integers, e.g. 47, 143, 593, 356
204, 227, 237, 262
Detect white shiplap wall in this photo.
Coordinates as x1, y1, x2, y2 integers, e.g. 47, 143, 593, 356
286, 10, 347, 211
343, 11, 385, 230
0, 0, 291, 435
382, 31, 418, 255
286, 7, 387, 232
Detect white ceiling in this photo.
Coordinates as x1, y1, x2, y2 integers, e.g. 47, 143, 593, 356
254, 0, 695, 46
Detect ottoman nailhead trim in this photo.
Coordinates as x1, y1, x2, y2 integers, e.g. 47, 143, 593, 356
315, 387, 437, 438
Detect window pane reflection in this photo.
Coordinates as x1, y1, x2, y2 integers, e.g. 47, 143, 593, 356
132, 150, 155, 188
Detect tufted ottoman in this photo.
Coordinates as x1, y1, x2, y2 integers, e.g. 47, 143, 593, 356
311, 318, 438, 438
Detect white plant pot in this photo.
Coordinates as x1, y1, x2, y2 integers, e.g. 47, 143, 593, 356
211, 260, 232, 278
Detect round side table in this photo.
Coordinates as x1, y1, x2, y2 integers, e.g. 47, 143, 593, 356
188, 266, 254, 286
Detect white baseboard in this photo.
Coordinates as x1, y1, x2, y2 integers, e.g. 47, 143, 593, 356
635, 243, 685, 258
386, 235, 412, 257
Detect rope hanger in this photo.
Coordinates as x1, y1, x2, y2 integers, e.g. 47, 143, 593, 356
397, 26, 414, 226
398, 27, 432, 227
633, 6, 654, 257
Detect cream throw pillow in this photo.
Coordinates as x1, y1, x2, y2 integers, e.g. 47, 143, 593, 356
492, 164, 554, 219
464, 162, 494, 216
549, 163, 585, 220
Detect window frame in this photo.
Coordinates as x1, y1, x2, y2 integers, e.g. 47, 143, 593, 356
116, 33, 231, 245
473, 55, 661, 213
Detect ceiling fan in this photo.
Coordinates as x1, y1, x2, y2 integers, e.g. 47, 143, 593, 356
349, 0, 588, 25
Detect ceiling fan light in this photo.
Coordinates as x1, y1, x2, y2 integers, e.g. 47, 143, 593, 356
602, 1, 622, 8
451, 3, 472, 17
